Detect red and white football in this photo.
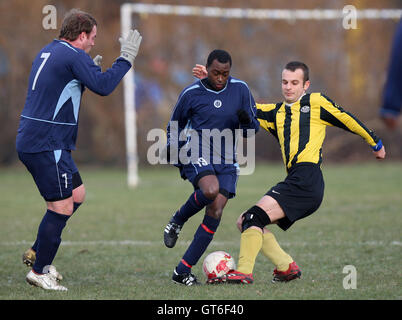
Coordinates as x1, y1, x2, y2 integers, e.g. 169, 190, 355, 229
202, 251, 236, 279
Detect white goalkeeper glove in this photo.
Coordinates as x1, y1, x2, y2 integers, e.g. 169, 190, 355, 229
93, 55, 103, 67
119, 29, 142, 66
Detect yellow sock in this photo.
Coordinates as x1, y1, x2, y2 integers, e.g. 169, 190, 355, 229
261, 231, 293, 271
237, 228, 263, 274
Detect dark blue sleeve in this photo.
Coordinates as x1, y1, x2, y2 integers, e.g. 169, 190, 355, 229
167, 91, 191, 146
381, 19, 402, 117
71, 53, 131, 96
239, 84, 260, 136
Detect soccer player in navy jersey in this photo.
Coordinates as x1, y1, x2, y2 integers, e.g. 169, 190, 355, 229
163, 49, 260, 285
16, 9, 142, 291
380, 18, 402, 130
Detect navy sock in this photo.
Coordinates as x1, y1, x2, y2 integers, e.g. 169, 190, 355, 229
32, 203, 81, 253
172, 189, 214, 226
176, 215, 221, 274
32, 210, 70, 274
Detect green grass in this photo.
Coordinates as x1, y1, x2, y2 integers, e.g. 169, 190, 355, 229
0, 163, 401, 300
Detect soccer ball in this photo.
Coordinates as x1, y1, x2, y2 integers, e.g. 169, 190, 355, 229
202, 251, 236, 279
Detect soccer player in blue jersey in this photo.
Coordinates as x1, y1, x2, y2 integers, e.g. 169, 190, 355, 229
380, 18, 402, 130
16, 9, 142, 291
163, 49, 260, 285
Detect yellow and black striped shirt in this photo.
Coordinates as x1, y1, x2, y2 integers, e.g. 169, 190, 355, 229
256, 92, 379, 170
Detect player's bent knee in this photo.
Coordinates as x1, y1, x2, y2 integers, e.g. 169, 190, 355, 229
241, 205, 271, 232
47, 198, 74, 216
198, 175, 220, 200
202, 185, 219, 200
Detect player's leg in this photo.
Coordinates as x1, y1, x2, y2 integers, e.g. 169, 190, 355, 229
174, 166, 239, 285
255, 195, 286, 221
265, 165, 324, 282
164, 165, 218, 248
261, 226, 292, 269
22, 199, 75, 268
225, 206, 269, 283
226, 196, 300, 283
254, 196, 296, 272
236, 194, 285, 269
239, 196, 284, 271
18, 150, 75, 290
171, 175, 222, 285
174, 193, 227, 279
32, 197, 73, 274
32, 151, 76, 276
172, 174, 218, 225
26, 165, 85, 266
228, 164, 325, 283
26, 183, 85, 265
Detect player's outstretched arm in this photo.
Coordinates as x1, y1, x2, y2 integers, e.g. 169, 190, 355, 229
71, 29, 142, 96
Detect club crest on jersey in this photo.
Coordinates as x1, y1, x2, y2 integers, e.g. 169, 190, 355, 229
301, 105, 310, 113
213, 100, 222, 109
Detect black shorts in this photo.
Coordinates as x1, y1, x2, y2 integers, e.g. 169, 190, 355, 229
266, 163, 324, 231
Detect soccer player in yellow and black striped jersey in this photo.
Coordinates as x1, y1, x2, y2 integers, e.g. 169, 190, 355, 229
193, 61, 386, 284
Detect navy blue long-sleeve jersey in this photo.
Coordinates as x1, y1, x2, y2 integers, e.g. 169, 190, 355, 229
16, 39, 131, 153
167, 76, 260, 165
381, 19, 402, 117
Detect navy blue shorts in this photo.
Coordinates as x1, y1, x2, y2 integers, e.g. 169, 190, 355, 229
179, 161, 239, 199
18, 150, 82, 202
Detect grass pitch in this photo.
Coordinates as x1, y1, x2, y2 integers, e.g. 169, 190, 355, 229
0, 162, 401, 300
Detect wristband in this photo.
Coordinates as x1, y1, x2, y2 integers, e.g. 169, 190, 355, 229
372, 139, 383, 152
